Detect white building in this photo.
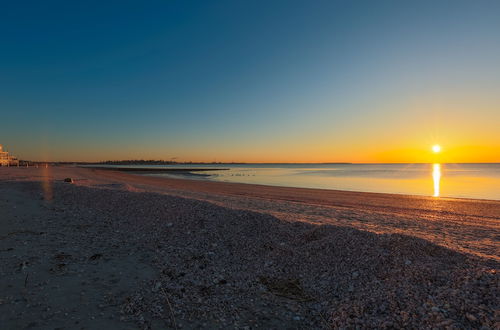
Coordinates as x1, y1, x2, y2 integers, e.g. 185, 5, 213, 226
0, 144, 19, 166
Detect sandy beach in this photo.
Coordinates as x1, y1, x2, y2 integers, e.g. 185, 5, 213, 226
0, 166, 498, 329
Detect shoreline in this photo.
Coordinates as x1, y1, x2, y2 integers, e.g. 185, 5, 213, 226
0, 166, 498, 328
83, 163, 500, 202
87, 167, 500, 218
150, 171, 500, 204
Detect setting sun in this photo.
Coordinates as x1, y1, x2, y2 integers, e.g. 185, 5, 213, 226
432, 145, 441, 153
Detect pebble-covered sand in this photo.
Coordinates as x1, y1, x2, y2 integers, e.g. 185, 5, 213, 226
0, 167, 498, 329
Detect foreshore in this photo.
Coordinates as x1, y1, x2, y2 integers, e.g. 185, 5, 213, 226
0, 166, 498, 328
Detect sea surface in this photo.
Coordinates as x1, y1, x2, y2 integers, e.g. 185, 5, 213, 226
97, 163, 500, 200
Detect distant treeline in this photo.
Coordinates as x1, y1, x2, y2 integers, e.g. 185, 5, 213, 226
93, 160, 238, 165
97, 160, 177, 165
88, 160, 353, 165
17, 160, 353, 165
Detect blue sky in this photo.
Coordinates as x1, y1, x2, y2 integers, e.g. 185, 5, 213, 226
1, 0, 499, 162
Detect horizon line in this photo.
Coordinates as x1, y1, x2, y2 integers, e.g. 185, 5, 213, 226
18, 160, 500, 165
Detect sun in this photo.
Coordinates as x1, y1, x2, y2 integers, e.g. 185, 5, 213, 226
432, 144, 441, 153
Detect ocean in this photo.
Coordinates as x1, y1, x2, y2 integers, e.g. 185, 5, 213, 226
99, 163, 500, 200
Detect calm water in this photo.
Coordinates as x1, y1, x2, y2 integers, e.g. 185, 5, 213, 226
106, 163, 500, 200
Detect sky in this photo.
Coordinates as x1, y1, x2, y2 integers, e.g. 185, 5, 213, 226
1, 0, 499, 163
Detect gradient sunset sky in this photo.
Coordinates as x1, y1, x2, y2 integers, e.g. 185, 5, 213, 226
1, 0, 499, 163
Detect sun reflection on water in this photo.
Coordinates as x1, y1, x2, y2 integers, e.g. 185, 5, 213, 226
432, 163, 441, 197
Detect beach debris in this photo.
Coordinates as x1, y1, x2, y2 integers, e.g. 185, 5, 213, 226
54, 252, 72, 261
159, 287, 178, 330
152, 282, 162, 292
18, 261, 29, 272
49, 263, 67, 275
1, 230, 43, 240
466, 312, 477, 322
89, 253, 103, 261
437, 319, 453, 327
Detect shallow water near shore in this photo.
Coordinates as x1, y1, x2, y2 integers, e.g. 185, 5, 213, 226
95, 163, 500, 200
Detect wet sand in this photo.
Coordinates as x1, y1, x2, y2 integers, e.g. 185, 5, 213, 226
0, 166, 498, 329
